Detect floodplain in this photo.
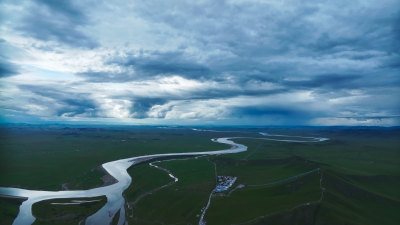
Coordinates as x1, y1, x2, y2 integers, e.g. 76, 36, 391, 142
0, 126, 399, 225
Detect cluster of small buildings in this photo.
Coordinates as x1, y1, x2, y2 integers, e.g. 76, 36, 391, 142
214, 176, 237, 193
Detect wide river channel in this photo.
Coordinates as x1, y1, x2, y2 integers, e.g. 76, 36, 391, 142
0, 133, 328, 225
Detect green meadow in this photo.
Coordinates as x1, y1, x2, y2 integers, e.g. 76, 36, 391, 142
31, 196, 106, 225
0, 126, 399, 224
0, 126, 226, 190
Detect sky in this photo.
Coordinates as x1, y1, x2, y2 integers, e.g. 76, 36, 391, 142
0, 0, 399, 126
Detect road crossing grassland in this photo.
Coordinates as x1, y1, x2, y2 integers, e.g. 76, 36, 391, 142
124, 130, 400, 225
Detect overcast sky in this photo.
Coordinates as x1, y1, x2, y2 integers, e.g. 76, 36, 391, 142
0, 0, 399, 126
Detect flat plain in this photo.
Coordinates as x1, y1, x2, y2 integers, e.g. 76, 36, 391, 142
0, 126, 399, 225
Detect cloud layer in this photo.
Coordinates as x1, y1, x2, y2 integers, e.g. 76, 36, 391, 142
0, 0, 399, 125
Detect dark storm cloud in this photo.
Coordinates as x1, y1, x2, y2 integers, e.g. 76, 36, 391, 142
134, 0, 399, 71
2, 0, 399, 125
16, 84, 171, 119
338, 115, 400, 121
77, 71, 134, 83
230, 106, 308, 117
78, 50, 212, 82
130, 98, 167, 118
187, 85, 285, 100
0, 39, 20, 77
282, 74, 363, 89
76, 0, 400, 96
122, 51, 211, 78
17, 0, 98, 48
18, 85, 98, 117
229, 105, 321, 125
133, 0, 397, 54
43, 0, 400, 124
0, 58, 19, 78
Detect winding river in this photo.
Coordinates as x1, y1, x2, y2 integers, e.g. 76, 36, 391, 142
0, 133, 328, 225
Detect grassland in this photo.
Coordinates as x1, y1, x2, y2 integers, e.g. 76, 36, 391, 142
121, 128, 400, 225
0, 126, 399, 225
31, 196, 106, 225
0, 126, 227, 190
0, 197, 24, 225
126, 157, 215, 225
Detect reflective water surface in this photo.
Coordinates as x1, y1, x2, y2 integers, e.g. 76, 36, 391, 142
0, 138, 247, 225
0, 135, 328, 225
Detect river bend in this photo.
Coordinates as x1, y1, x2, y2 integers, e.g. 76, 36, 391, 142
0, 134, 328, 225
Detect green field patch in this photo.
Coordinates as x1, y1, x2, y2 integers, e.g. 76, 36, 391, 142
61, 166, 109, 190
244, 170, 400, 225
233, 134, 400, 177
244, 203, 320, 225
205, 172, 321, 225
226, 138, 328, 160
295, 135, 400, 176
129, 157, 215, 225
32, 196, 106, 225
0, 127, 227, 190
312, 171, 400, 225
124, 162, 172, 205
0, 197, 24, 225
345, 174, 400, 201
212, 156, 319, 185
